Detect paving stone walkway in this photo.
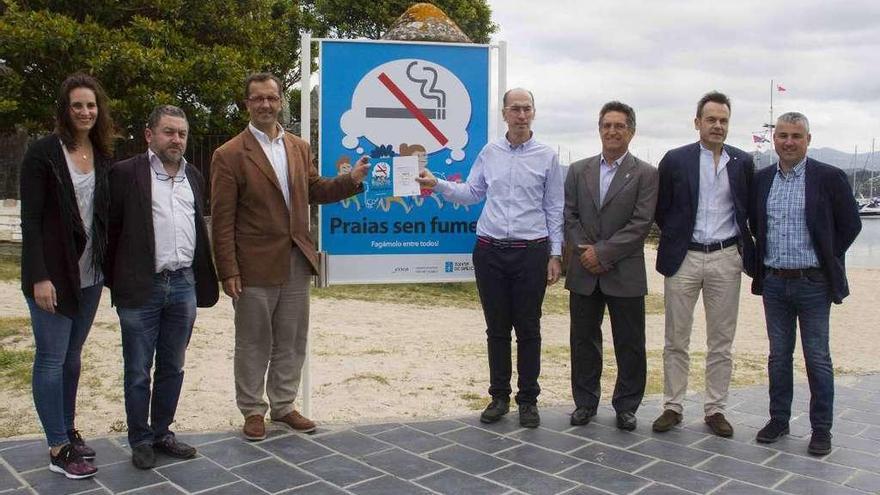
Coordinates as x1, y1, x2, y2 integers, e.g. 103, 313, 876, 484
3, 376, 880, 494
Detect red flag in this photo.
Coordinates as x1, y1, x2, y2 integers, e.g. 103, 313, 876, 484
777, 84, 787, 92
753, 134, 770, 143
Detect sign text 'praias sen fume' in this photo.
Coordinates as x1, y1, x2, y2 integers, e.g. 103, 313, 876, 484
319, 40, 489, 284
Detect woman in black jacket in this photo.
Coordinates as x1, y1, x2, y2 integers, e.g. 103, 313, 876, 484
20, 73, 114, 479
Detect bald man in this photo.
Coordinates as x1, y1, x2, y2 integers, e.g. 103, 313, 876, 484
417, 88, 564, 428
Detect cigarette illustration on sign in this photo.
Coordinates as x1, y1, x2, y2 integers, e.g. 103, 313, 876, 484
341, 59, 471, 163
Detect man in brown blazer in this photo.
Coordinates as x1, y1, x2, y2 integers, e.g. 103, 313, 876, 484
564, 101, 658, 431
211, 73, 368, 440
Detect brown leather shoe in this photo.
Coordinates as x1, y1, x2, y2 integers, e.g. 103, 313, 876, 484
272, 410, 316, 433
652, 409, 682, 432
243, 415, 267, 441
705, 412, 734, 437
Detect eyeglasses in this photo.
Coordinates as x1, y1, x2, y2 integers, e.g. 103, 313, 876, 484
247, 95, 281, 104
601, 123, 629, 131
504, 105, 533, 115
154, 170, 186, 183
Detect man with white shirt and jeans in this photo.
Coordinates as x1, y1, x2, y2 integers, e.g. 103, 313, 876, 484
417, 88, 564, 428
652, 92, 755, 437
106, 105, 218, 468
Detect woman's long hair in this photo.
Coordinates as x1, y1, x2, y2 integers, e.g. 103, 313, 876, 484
53, 72, 113, 284
54, 72, 115, 158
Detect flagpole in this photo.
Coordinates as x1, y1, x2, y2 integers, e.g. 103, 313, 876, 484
769, 79, 774, 131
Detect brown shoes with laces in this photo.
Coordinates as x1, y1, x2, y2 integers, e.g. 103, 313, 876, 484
243, 415, 267, 441
272, 410, 316, 433
704, 412, 734, 437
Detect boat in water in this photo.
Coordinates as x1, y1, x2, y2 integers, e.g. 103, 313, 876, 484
860, 197, 880, 218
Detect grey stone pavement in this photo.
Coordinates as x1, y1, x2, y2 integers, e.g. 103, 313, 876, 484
3, 375, 880, 494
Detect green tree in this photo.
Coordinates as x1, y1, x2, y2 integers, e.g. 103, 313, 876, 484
0, 0, 495, 138
308, 0, 495, 43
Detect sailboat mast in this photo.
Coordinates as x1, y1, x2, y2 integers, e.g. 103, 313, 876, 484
769, 79, 774, 130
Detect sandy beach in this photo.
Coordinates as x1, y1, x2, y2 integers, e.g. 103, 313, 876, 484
1, 248, 878, 441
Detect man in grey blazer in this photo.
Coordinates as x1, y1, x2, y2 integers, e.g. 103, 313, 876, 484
564, 101, 659, 430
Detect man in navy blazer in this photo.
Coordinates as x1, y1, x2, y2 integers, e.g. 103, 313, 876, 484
652, 92, 755, 437
749, 112, 860, 455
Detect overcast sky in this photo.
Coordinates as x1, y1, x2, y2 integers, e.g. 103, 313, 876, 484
485, 0, 880, 164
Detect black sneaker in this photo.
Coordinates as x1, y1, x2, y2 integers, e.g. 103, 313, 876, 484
67, 429, 96, 460
519, 404, 540, 428
49, 444, 97, 479
570, 407, 596, 426
756, 420, 789, 443
480, 397, 510, 423
131, 443, 156, 470
808, 430, 832, 456
616, 411, 637, 431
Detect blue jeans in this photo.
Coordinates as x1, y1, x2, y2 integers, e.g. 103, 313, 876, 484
762, 272, 834, 432
28, 283, 103, 447
118, 268, 196, 447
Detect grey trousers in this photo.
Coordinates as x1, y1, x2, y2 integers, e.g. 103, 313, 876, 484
233, 248, 311, 418
662, 245, 742, 416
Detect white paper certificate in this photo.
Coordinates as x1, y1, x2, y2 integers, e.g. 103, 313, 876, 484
392, 155, 420, 197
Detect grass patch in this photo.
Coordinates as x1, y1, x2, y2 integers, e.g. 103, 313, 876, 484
315, 282, 483, 311
315, 279, 662, 316
460, 392, 490, 410
0, 347, 34, 389
0, 243, 20, 282
342, 373, 390, 386
0, 317, 30, 340
0, 316, 33, 390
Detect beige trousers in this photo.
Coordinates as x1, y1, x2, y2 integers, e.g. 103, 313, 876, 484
662, 245, 742, 416
233, 248, 311, 418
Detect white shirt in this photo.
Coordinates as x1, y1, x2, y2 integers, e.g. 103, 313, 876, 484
434, 135, 565, 255
249, 123, 290, 209
149, 150, 196, 273
599, 152, 627, 206
692, 143, 739, 243
61, 142, 101, 287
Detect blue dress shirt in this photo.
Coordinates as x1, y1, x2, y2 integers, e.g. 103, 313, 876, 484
434, 135, 564, 255
765, 158, 819, 268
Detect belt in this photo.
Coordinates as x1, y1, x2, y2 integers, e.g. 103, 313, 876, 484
767, 267, 823, 279
688, 236, 739, 253
155, 266, 192, 278
477, 236, 547, 249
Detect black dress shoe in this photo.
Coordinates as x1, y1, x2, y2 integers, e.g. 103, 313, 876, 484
616, 411, 637, 431
808, 430, 832, 456
519, 404, 540, 428
756, 420, 789, 443
131, 444, 155, 470
153, 435, 196, 459
570, 407, 596, 426
480, 397, 510, 423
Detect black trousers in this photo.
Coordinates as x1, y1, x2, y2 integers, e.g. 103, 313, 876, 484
570, 288, 646, 413
473, 242, 548, 405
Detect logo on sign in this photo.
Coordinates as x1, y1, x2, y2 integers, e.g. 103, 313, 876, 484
444, 262, 454, 273
340, 59, 472, 164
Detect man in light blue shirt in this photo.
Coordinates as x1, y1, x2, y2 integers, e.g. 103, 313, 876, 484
417, 88, 564, 428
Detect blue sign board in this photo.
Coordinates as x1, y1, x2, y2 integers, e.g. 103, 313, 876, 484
319, 40, 489, 272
